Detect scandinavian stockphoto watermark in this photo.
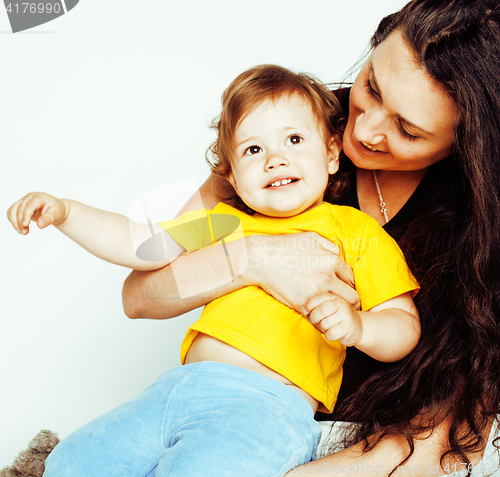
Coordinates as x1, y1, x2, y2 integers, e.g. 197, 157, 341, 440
3, 0, 79, 33
247, 234, 378, 271
288, 460, 496, 474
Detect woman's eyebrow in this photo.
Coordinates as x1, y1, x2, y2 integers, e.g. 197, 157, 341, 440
370, 63, 434, 137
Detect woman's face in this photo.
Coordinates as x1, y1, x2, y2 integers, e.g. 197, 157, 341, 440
343, 30, 457, 172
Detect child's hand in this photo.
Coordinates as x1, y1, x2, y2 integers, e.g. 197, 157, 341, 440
7, 192, 69, 235
306, 292, 363, 346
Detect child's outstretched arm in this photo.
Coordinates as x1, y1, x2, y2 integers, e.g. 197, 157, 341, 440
306, 291, 420, 362
6, 192, 184, 271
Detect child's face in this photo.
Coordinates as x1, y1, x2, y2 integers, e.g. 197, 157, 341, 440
228, 94, 340, 217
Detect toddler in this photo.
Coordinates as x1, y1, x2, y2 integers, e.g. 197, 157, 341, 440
7, 64, 420, 477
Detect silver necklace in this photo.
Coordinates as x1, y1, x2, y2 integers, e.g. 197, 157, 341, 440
372, 170, 389, 223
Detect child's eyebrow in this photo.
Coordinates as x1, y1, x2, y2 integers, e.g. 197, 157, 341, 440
236, 136, 259, 148
283, 126, 311, 132
235, 126, 311, 148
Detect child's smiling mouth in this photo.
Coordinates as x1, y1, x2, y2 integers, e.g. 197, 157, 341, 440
265, 177, 300, 188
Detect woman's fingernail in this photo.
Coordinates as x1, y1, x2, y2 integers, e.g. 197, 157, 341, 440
39, 220, 45, 227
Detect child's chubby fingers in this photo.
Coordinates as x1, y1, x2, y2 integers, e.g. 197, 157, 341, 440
322, 316, 359, 344
314, 314, 342, 337
305, 291, 338, 316
308, 294, 362, 345
309, 303, 348, 342
6, 198, 24, 233
308, 294, 344, 327
322, 319, 346, 343
8, 192, 63, 235
17, 193, 46, 234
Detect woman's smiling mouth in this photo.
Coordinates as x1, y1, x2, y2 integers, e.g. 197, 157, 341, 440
361, 141, 379, 152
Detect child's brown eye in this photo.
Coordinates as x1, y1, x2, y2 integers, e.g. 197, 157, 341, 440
244, 145, 262, 155
286, 135, 302, 145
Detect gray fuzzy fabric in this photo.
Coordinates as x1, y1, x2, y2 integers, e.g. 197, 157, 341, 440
0, 430, 59, 477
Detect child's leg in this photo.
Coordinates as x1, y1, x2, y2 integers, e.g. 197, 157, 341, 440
153, 362, 322, 477
43, 362, 321, 477
43, 366, 196, 477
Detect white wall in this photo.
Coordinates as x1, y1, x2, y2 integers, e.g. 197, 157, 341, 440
0, 0, 408, 467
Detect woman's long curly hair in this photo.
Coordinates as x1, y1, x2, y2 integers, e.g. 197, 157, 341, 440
333, 0, 500, 473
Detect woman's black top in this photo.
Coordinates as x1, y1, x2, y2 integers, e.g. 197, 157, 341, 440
315, 88, 430, 421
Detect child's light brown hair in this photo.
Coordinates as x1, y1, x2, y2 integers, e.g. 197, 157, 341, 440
206, 64, 346, 209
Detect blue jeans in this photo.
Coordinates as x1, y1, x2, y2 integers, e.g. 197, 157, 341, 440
44, 361, 322, 477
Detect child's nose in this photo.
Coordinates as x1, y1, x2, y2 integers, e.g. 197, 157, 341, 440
264, 153, 289, 170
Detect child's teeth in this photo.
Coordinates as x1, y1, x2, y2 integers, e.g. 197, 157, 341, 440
271, 179, 292, 187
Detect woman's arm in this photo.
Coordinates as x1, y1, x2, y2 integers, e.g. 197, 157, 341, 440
123, 235, 250, 319
123, 230, 359, 319
123, 174, 360, 319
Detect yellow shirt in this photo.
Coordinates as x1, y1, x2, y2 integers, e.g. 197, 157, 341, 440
160, 202, 418, 412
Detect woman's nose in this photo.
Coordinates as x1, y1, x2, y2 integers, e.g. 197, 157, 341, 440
264, 152, 289, 170
355, 108, 386, 145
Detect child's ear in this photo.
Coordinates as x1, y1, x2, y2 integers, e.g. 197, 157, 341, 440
327, 138, 341, 175
226, 171, 238, 193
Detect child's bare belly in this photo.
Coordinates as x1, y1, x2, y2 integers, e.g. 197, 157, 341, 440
184, 333, 319, 412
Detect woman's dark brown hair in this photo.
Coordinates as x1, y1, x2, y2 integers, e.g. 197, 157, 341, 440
335, 0, 500, 473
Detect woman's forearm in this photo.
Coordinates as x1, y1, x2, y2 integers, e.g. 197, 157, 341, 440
123, 232, 359, 320
122, 237, 249, 319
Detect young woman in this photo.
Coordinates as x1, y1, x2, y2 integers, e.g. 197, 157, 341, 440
123, 0, 500, 474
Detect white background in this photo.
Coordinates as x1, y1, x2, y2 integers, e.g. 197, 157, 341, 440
0, 0, 407, 467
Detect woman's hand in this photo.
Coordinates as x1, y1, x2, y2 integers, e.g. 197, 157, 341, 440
243, 232, 359, 316
7, 192, 69, 235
